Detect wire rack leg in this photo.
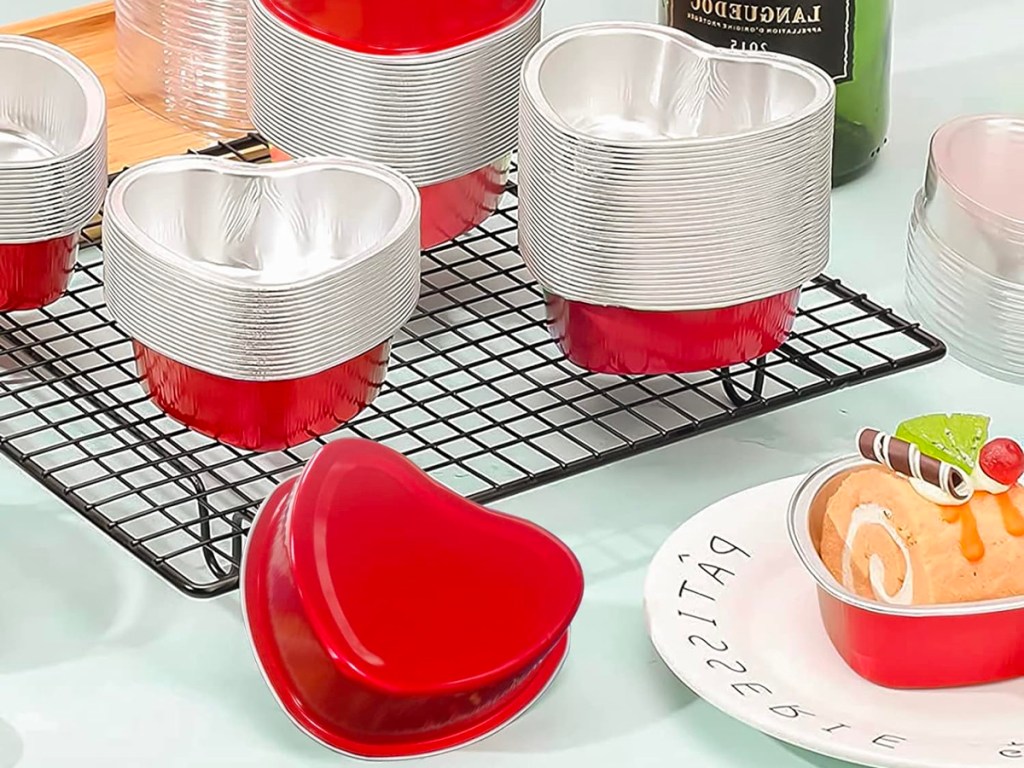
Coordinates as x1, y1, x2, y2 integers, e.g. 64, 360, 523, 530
718, 356, 768, 407
197, 492, 246, 580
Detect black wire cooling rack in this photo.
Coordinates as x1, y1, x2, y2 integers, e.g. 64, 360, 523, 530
0, 134, 945, 597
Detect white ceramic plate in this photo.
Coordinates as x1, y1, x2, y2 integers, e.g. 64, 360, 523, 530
644, 475, 1024, 768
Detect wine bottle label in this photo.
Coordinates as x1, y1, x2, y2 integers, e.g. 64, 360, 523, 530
669, 1, 856, 84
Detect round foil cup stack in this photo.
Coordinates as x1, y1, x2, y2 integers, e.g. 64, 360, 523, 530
906, 115, 1024, 384
114, 0, 252, 136
102, 155, 421, 451
517, 23, 836, 375
0, 35, 108, 311
247, 0, 542, 248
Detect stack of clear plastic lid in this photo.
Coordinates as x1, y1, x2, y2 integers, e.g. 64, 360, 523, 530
114, 0, 252, 136
517, 23, 835, 375
101, 155, 422, 451
906, 115, 1024, 383
247, 0, 542, 248
0, 35, 107, 310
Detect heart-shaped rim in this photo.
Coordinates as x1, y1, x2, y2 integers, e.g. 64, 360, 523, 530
104, 154, 420, 292
928, 114, 1024, 226
0, 35, 106, 170
260, 0, 539, 56
521, 22, 835, 149
241, 479, 572, 758
287, 439, 584, 694
788, 455, 1024, 618
240, 438, 585, 758
248, 0, 540, 186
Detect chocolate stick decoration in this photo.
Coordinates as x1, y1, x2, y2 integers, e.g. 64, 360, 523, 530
857, 428, 972, 502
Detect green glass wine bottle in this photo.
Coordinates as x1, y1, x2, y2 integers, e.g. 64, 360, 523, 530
663, 0, 894, 186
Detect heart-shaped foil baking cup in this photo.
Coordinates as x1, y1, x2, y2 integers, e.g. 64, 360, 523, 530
789, 455, 1024, 689
248, 0, 534, 247
101, 155, 420, 451
0, 35, 107, 310
260, 0, 536, 54
242, 438, 585, 758
515, 22, 834, 375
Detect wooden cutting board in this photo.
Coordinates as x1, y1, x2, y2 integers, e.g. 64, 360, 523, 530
1, 2, 245, 171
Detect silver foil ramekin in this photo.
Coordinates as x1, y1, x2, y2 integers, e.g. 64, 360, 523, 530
102, 155, 422, 381
247, 0, 542, 187
515, 22, 835, 313
0, 34, 108, 242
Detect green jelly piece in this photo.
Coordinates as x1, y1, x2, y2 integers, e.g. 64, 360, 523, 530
894, 413, 990, 473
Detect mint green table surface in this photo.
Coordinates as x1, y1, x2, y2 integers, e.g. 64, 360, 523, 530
0, 0, 1022, 765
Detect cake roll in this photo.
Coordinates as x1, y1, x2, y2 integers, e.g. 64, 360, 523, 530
819, 466, 1024, 605
819, 424, 1024, 606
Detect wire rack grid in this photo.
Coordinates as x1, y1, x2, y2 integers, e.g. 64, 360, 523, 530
0, 134, 945, 597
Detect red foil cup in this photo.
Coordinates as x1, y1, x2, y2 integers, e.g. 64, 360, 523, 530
545, 288, 801, 375
262, 0, 534, 54
420, 155, 508, 248
134, 340, 390, 452
241, 438, 584, 758
0, 235, 78, 311
268, 148, 506, 248
788, 455, 1024, 689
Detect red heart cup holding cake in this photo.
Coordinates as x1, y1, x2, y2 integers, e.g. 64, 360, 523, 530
789, 413, 1024, 688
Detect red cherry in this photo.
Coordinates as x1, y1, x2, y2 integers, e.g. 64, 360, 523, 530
979, 438, 1024, 486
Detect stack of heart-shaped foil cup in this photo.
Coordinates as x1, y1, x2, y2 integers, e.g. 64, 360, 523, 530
101, 155, 421, 452
247, 0, 541, 248
114, 0, 252, 135
0, 35, 107, 311
518, 23, 836, 375
906, 114, 1024, 384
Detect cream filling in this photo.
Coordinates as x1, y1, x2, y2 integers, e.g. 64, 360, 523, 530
909, 477, 972, 506
906, 466, 1009, 504
841, 502, 915, 606
971, 465, 1011, 494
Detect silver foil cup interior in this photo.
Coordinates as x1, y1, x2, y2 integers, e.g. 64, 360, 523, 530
514, 21, 834, 310
0, 35, 108, 241
102, 155, 422, 380
788, 455, 1024, 618
105, 155, 420, 288
0, 35, 106, 166
522, 23, 834, 146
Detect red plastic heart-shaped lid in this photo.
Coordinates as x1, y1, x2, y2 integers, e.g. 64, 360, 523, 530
287, 438, 584, 694
260, 0, 537, 55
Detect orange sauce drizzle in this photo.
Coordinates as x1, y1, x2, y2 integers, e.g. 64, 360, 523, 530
940, 491, 1024, 562
996, 493, 1024, 536
941, 505, 985, 562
